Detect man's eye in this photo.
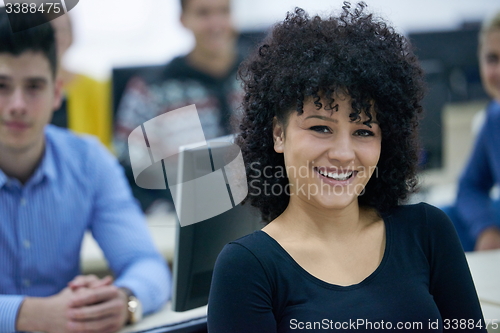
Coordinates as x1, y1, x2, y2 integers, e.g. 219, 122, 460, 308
0, 83, 13, 94
27, 83, 43, 91
196, 8, 210, 17
310, 126, 330, 133
486, 54, 499, 64
355, 129, 374, 137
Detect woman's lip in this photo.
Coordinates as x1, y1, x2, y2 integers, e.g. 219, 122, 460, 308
315, 168, 358, 186
315, 166, 356, 174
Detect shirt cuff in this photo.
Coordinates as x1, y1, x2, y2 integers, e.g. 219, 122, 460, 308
114, 262, 171, 316
0, 295, 25, 333
472, 222, 500, 240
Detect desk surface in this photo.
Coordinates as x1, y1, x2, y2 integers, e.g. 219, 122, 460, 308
119, 303, 207, 333
466, 249, 500, 332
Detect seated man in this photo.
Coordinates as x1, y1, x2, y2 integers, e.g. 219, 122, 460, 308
114, 0, 242, 213
0, 11, 170, 333
443, 11, 500, 252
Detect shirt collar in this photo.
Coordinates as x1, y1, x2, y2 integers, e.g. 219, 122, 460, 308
0, 168, 7, 188
31, 129, 57, 184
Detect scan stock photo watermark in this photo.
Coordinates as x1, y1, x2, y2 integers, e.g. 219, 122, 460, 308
4, 0, 79, 32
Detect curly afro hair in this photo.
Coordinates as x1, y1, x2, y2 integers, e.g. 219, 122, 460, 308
236, 2, 425, 223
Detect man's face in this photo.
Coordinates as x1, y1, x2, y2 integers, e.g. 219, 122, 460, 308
480, 29, 500, 102
0, 51, 61, 154
181, 0, 236, 55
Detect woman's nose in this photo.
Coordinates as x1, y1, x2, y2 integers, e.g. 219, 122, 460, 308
327, 132, 355, 164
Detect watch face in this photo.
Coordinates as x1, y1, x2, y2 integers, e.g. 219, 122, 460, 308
128, 296, 143, 324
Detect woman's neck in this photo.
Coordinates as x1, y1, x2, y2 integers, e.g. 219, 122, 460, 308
265, 197, 379, 243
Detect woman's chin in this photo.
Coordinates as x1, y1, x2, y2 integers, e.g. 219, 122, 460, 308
298, 193, 360, 212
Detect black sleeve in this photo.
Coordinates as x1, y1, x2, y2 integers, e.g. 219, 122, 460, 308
208, 242, 277, 333
425, 204, 487, 332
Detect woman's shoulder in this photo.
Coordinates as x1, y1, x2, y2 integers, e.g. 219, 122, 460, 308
217, 231, 276, 264
213, 230, 289, 289
227, 230, 285, 257
384, 202, 454, 235
384, 202, 446, 219
216, 230, 295, 278
383, 203, 457, 259
231, 229, 270, 246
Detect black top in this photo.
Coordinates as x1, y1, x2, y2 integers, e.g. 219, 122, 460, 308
207, 203, 486, 332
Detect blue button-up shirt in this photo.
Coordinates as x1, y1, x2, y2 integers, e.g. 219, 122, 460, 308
0, 125, 171, 333
456, 100, 500, 238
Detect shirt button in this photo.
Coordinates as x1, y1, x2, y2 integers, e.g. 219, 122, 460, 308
20, 198, 26, 206
23, 279, 30, 287
23, 240, 31, 249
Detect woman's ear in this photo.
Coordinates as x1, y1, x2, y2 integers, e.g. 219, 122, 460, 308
273, 117, 284, 153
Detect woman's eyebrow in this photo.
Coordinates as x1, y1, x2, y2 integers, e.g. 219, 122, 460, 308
305, 115, 379, 125
305, 115, 338, 123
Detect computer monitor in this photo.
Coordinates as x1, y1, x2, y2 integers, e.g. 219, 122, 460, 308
171, 137, 262, 312
408, 25, 488, 170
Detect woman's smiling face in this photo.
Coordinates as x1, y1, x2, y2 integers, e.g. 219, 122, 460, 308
273, 95, 382, 211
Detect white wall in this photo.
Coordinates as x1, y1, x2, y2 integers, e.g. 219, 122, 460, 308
16, 0, 500, 79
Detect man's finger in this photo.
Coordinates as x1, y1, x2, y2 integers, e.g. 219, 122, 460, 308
69, 275, 113, 291
67, 297, 123, 321
67, 314, 122, 333
69, 286, 119, 308
88, 275, 113, 289
68, 275, 99, 290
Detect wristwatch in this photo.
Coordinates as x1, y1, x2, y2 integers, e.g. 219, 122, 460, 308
121, 288, 143, 324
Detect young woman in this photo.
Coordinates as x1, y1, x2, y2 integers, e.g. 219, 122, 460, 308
208, 3, 486, 332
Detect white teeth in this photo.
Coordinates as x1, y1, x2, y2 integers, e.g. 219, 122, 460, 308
318, 169, 353, 180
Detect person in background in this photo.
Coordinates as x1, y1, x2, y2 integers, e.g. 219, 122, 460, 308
208, 3, 485, 332
50, 14, 112, 149
444, 11, 500, 251
114, 0, 242, 213
0, 11, 169, 333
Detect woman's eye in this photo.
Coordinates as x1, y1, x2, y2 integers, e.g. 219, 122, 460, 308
355, 129, 374, 137
310, 126, 330, 133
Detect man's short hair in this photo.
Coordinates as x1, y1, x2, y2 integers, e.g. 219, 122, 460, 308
480, 11, 500, 47
0, 8, 57, 77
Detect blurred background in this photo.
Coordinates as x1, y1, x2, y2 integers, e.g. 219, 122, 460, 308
48, 0, 500, 204
3, 0, 500, 205
29, 0, 500, 79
